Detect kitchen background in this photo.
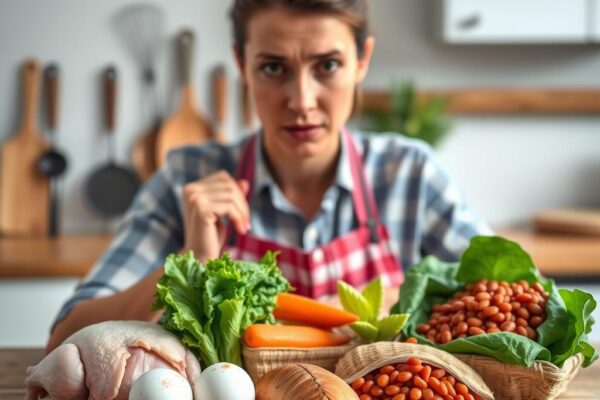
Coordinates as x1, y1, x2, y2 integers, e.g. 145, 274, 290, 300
0, 0, 599, 346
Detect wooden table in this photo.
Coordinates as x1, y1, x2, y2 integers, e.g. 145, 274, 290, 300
1, 348, 599, 399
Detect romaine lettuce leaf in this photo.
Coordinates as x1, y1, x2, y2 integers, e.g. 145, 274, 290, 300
153, 251, 291, 368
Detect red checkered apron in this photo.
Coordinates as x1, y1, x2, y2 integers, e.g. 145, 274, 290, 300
222, 129, 404, 298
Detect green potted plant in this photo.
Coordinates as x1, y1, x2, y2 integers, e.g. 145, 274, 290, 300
361, 80, 452, 147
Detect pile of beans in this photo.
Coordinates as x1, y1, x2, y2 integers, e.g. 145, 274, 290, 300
350, 357, 482, 400
417, 279, 548, 344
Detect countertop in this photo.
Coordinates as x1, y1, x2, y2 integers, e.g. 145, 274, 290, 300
0, 234, 111, 278
0, 228, 599, 278
1, 348, 599, 399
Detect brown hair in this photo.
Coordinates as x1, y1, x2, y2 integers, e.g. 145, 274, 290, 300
230, 0, 370, 59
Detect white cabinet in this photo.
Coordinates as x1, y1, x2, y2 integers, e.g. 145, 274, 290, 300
0, 279, 78, 347
438, 0, 593, 44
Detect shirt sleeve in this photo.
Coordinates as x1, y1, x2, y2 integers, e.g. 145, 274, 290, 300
52, 164, 184, 328
419, 150, 493, 262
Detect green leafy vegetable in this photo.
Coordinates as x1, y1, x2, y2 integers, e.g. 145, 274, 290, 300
338, 277, 409, 341
338, 280, 376, 321
392, 236, 598, 368
153, 251, 291, 368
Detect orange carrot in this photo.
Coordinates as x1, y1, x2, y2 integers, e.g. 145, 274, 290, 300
243, 324, 350, 348
273, 293, 359, 328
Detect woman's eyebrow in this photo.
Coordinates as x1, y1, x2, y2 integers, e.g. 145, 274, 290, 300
256, 52, 286, 61
308, 50, 342, 60
256, 49, 342, 61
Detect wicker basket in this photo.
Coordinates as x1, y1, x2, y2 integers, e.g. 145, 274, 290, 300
454, 353, 583, 400
242, 342, 358, 384
335, 342, 495, 400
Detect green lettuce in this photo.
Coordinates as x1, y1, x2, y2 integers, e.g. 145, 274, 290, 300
391, 236, 598, 368
153, 251, 291, 368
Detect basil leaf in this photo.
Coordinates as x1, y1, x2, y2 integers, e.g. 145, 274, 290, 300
350, 321, 379, 342
377, 314, 409, 341
362, 277, 384, 319
338, 280, 374, 321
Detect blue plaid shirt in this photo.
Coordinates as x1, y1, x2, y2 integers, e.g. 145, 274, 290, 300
55, 131, 491, 324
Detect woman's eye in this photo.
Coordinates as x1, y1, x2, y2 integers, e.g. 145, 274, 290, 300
319, 59, 340, 74
261, 62, 285, 76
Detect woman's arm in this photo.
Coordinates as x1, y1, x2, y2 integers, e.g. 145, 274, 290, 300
47, 168, 251, 354
46, 266, 165, 353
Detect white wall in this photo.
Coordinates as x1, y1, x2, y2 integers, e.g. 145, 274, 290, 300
0, 1, 599, 231
364, 1, 600, 226
0, 0, 241, 233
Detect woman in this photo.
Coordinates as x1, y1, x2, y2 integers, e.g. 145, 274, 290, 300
48, 0, 490, 352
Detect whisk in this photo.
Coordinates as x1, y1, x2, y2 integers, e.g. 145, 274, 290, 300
113, 3, 164, 123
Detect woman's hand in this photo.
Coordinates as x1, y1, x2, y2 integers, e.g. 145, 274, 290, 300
180, 170, 250, 262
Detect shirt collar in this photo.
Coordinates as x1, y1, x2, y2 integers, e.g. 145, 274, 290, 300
251, 131, 355, 198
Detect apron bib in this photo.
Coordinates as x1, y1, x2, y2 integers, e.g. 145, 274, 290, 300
222, 129, 404, 298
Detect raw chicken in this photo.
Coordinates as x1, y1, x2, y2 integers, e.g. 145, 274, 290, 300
25, 321, 202, 400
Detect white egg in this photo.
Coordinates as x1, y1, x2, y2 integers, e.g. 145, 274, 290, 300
198, 362, 255, 400
129, 368, 193, 400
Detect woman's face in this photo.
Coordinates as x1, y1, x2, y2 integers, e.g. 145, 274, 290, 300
238, 7, 374, 160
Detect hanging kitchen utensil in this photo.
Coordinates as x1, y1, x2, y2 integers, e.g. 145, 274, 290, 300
0, 59, 50, 236
38, 64, 68, 236
114, 2, 164, 181
155, 28, 214, 167
211, 64, 228, 142
84, 66, 140, 218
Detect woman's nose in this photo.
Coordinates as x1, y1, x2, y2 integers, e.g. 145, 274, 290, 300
286, 73, 317, 114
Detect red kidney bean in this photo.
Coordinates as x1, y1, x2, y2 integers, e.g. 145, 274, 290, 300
416, 278, 548, 344
351, 359, 482, 400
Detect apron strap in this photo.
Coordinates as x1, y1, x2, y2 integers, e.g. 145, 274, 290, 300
343, 129, 381, 242
223, 134, 257, 250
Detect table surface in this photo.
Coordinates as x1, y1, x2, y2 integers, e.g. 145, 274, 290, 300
1, 348, 599, 399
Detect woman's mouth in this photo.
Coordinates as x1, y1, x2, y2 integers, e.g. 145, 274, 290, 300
283, 124, 323, 140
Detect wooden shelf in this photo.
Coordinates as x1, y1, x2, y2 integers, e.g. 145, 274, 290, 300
362, 88, 600, 114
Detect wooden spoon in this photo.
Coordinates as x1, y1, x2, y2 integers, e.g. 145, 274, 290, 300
155, 29, 213, 167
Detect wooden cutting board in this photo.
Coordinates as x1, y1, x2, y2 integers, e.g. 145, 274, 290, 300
0, 59, 49, 236
533, 208, 600, 236
155, 29, 213, 167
